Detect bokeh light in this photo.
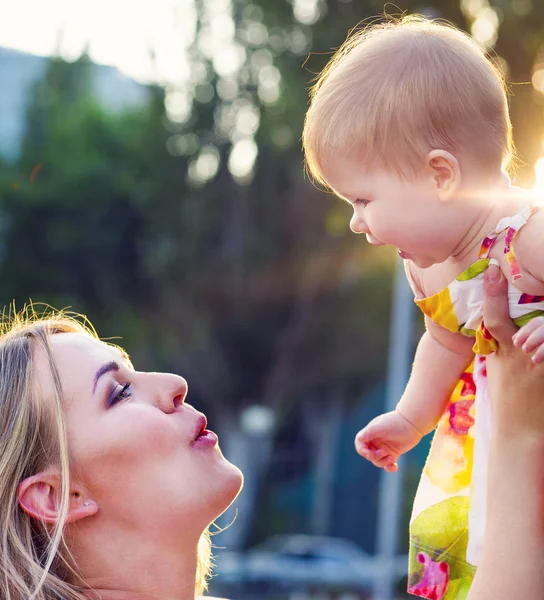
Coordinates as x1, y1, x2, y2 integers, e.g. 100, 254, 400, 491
188, 145, 220, 186
228, 139, 258, 184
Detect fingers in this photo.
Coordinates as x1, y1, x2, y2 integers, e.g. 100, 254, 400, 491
530, 346, 544, 364
360, 447, 397, 471
482, 261, 517, 345
513, 317, 544, 364
355, 432, 398, 472
354, 434, 384, 462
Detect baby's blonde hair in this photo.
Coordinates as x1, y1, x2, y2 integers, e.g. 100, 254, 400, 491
303, 15, 513, 185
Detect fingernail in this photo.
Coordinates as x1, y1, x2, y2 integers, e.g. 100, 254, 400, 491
486, 259, 500, 282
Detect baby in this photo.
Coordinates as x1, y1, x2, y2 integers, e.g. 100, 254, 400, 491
302, 15, 544, 600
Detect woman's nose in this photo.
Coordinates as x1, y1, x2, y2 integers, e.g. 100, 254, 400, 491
171, 375, 188, 408
350, 212, 369, 234
149, 373, 188, 412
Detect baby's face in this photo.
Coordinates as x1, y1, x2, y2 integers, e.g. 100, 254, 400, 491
322, 154, 463, 269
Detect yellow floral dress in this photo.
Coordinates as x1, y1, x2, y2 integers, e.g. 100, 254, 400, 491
406, 206, 544, 600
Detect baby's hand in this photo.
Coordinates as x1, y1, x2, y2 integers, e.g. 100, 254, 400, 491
513, 316, 544, 364
355, 410, 423, 473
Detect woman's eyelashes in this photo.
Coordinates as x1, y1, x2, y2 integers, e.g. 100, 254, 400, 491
108, 381, 133, 407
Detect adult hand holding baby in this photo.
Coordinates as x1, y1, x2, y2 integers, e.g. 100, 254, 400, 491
467, 261, 544, 600
483, 261, 544, 439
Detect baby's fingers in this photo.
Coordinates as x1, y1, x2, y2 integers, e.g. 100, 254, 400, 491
357, 443, 388, 464
384, 462, 399, 473
369, 449, 398, 470
529, 343, 544, 364
513, 317, 544, 349
354, 426, 380, 455
357, 442, 398, 471
373, 453, 398, 472
355, 439, 382, 459
513, 322, 544, 363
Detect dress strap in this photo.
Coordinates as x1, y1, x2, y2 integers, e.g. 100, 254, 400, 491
478, 205, 534, 281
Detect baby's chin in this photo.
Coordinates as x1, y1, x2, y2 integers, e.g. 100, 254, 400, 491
397, 250, 436, 269
409, 255, 438, 270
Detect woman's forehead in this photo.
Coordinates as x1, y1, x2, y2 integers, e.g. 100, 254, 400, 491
50, 332, 119, 359
32, 333, 129, 405
41, 334, 128, 381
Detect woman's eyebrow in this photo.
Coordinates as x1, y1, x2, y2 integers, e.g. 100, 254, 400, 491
93, 361, 120, 394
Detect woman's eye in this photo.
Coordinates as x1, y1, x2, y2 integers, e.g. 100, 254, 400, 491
109, 382, 132, 406
354, 198, 370, 207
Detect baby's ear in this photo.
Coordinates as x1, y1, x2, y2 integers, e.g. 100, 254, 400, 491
425, 150, 460, 200
17, 471, 97, 525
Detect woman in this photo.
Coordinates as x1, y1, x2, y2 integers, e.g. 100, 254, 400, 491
0, 309, 243, 600
0, 262, 542, 600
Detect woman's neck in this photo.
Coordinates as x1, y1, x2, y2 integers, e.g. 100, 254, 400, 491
73, 521, 201, 600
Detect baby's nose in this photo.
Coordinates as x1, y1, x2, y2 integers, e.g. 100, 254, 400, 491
350, 213, 369, 234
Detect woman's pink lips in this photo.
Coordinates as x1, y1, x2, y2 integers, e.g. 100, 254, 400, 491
192, 429, 218, 448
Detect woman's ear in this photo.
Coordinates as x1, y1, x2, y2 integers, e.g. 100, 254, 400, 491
425, 150, 461, 200
17, 472, 97, 525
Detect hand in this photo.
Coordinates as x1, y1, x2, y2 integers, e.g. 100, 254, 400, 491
513, 316, 544, 364
483, 263, 544, 438
354, 410, 422, 472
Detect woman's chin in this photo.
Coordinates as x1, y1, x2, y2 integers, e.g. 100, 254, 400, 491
215, 461, 244, 514
191, 456, 243, 523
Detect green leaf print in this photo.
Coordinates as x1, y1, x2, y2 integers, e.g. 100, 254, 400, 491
514, 310, 544, 328
458, 325, 476, 338
456, 259, 489, 282
410, 496, 476, 598
444, 577, 473, 599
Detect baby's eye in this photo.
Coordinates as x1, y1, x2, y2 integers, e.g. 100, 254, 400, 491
354, 198, 370, 207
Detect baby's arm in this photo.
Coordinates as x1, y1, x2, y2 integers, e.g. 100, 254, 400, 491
397, 316, 474, 434
356, 316, 474, 471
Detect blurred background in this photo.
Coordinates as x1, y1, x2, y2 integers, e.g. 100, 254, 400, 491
1, 0, 543, 598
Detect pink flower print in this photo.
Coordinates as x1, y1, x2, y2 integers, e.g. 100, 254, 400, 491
476, 354, 487, 377
408, 552, 450, 599
478, 234, 495, 258
480, 320, 493, 341
504, 226, 515, 253
448, 400, 475, 436
519, 293, 544, 304
459, 372, 476, 398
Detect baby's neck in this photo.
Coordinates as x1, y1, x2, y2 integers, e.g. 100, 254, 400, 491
448, 184, 532, 266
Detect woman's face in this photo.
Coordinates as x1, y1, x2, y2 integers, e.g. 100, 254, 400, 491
35, 332, 243, 535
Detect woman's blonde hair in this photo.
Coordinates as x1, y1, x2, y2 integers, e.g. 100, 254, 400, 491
303, 15, 514, 185
0, 306, 212, 600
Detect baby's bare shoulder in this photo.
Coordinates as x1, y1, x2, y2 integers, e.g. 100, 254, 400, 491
512, 207, 544, 288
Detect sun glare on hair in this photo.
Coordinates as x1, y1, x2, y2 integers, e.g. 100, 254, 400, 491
534, 156, 544, 194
